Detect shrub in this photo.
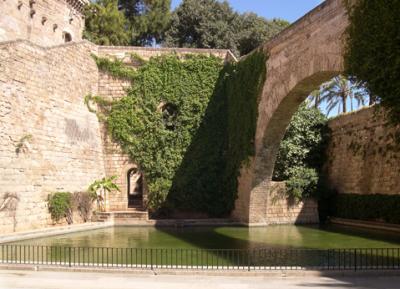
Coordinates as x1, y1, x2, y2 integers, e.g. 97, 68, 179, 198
273, 104, 329, 200
332, 193, 400, 224
285, 167, 319, 201
47, 192, 72, 224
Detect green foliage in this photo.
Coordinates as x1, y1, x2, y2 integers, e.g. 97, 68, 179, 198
273, 104, 329, 200
163, 0, 289, 56
119, 0, 171, 45
83, 0, 130, 46
47, 192, 72, 223
92, 55, 137, 81
273, 104, 329, 185
332, 193, 400, 224
285, 167, 319, 200
168, 52, 267, 216
344, 0, 400, 123
103, 52, 266, 216
88, 176, 120, 197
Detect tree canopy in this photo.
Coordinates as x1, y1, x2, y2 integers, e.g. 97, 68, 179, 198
84, 0, 171, 46
163, 0, 289, 56
83, 0, 130, 46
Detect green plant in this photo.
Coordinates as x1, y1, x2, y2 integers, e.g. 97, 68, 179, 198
332, 193, 400, 224
92, 55, 137, 81
273, 104, 330, 200
98, 52, 267, 216
88, 176, 120, 212
285, 167, 319, 201
344, 0, 400, 124
47, 192, 73, 224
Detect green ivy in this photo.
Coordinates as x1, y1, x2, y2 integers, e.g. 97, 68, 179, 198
344, 0, 400, 123
92, 54, 137, 81
99, 52, 267, 217
332, 193, 400, 224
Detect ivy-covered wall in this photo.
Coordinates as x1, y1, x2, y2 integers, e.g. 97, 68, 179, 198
96, 52, 267, 217
345, 0, 400, 123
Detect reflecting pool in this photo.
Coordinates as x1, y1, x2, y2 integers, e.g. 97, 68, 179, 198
9, 224, 400, 249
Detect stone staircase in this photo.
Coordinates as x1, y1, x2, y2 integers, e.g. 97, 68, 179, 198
93, 207, 149, 225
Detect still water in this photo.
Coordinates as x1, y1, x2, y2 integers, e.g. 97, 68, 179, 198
9, 224, 400, 249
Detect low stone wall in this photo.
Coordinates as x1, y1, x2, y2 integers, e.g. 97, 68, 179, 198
265, 182, 319, 225
326, 106, 400, 196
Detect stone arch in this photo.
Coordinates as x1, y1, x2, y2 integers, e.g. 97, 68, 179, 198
232, 0, 348, 225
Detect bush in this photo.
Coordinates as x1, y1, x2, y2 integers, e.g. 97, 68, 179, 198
332, 193, 400, 224
285, 167, 319, 201
273, 104, 329, 200
47, 192, 72, 224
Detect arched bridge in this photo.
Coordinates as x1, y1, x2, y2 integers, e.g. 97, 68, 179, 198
232, 0, 349, 225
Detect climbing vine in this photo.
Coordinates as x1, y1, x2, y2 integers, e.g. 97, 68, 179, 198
97, 52, 267, 216
344, 0, 400, 123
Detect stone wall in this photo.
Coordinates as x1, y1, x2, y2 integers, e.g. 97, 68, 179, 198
0, 40, 104, 233
0, 0, 87, 46
266, 182, 319, 225
326, 106, 400, 196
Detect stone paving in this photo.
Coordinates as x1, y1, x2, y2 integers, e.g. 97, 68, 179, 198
1, 270, 400, 289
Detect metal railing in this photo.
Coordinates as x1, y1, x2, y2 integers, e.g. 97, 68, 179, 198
1, 245, 400, 271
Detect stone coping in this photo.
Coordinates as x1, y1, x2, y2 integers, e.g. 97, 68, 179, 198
330, 218, 400, 233
0, 222, 113, 244
0, 219, 242, 243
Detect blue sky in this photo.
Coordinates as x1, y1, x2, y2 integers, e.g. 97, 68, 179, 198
171, 0, 324, 23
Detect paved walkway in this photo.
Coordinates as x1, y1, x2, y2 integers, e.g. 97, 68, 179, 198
1, 270, 400, 289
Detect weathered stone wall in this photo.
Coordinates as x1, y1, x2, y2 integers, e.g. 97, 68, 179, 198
0, 0, 87, 46
0, 40, 104, 233
266, 182, 319, 225
326, 106, 400, 196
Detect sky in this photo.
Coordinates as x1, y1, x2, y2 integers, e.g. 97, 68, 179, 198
171, 0, 324, 23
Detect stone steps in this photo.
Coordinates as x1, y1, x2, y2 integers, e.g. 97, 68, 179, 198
93, 210, 149, 223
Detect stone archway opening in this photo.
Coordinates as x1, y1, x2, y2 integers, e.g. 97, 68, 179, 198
127, 168, 143, 208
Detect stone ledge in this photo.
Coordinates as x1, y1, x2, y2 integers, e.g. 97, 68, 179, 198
0, 222, 112, 244
330, 218, 400, 233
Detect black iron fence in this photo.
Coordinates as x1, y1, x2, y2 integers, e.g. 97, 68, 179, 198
1, 245, 400, 271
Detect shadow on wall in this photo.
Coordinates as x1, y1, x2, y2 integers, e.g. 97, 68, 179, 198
165, 52, 266, 218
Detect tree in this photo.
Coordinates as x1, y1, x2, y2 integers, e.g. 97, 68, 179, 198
118, 0, 171, 45
88, 176, 120, 212
236, 15, 289, 56
273, 104, 329, 200
163, 0, 289, 56
309, 75, 367, 115
83, 0, 130, 46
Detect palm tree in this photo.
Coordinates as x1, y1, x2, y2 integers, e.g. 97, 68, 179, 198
311, 75, 367, 115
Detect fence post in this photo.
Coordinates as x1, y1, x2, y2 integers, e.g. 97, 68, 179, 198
354, 249, 357, 272
68, 247, 71, 267
151, 249, 153, 270
247, 250, 250, 271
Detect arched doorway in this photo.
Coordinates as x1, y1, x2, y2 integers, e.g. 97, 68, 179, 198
127, 168, 143, 208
